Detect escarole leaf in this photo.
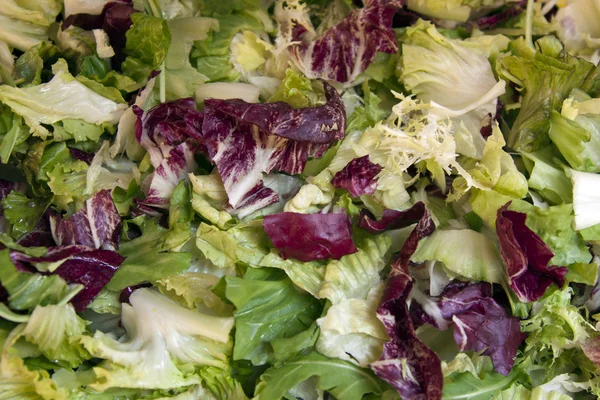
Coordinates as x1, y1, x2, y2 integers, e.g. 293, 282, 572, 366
497, 36, 598, 152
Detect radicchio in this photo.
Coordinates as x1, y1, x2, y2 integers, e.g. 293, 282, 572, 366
202, 82, 345, 217
49, 190, 121, 250
475, 0, 527, 30
263, 211, 357, 262
496, 203, 568, 302
63, 0, 138, 62
133, 98, 204, 168
281, 0, 404, 86
141, 142, 198, 208
10, 245, 124, 311
369, 202, 443, 400
359, 202, 429, 233
412, 282, 525, 376
332, 156, 382, 197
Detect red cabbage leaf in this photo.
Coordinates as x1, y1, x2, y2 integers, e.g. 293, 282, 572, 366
496, 203, 568, 302
263, 211, 357, 262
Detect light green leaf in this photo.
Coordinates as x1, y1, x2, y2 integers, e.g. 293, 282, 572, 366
411, 229, 505, 283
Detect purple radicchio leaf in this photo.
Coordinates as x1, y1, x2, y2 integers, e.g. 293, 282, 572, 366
582, 336, 600, 367
496, 203, 568, 302
133, 98, 204, 168
202, 82, 345, 217
475, 0, 527, 30
263, 211, 357, 262
370, 203, 443, 400
358, 202, 428, 233
69, 148, 95, 164
63, 0, 138, 63
332, 155, 382, 197
10, 245, 125, 312
285, 0, 405, 86
141, 142, 198, 209
412, 282, 525, 376
49, 190, 121, 251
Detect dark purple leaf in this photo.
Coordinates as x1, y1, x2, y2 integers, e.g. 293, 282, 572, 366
131, 199, 164, 218
496, 203, 568, 302
119, 282, 152, 303
49, 190, 121, 250
54, 249, 124, 311
285, 0, 404, 85
332, 155, 382, 197
63, 1, 138, 61
204, 82, 345, 144
141, 142, 197, 208
414, 282, 526, 376
202, 82, 345, 216
10, 245, 125, 311
16, 212, 55, 247
263, 211, 357, 262
475, 0, 527, 30
370, 203, 443, 400
69, 148, 95, 164
133, 98, 204, 168
359, 202, 429, 234
392, 8, 421, 28
450, 297, 524, 376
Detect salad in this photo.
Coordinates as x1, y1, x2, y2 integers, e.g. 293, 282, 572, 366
1, 0, 600, 398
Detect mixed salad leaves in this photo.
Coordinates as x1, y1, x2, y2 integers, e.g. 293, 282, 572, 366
1, 0, 600, 399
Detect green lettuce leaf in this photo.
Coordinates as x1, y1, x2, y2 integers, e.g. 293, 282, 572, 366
0, 0, 61, 52
190, 11, 266, 82
223, 269, 322, 364
195, 221, 268, 269
0, 250, 79, 311
497, 36, 598, 152
22, 304, 90, 368
520, 147, 573, 205
508, 201, 591, 266
254, 351, 386, 400
411, 229, 505, 283
316, 285, 387, 367
157, 272, 233, 316
1, 191, 49, 239
0, 66, 127, 137
122, 13, 171, 84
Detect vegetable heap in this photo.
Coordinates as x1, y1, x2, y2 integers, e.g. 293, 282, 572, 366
1, 0, 600, 399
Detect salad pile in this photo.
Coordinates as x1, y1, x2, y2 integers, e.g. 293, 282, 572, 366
2, 0, 600, 398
